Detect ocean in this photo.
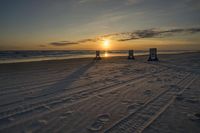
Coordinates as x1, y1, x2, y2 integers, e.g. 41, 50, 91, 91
0, 50, 195, 64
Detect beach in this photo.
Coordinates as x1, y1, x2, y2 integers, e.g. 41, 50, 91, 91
0, 52, 199, 133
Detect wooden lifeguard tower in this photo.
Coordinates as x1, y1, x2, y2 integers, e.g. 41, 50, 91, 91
128, 50, 135, 59
148, 48, 158, 61
94, 50, 101, 60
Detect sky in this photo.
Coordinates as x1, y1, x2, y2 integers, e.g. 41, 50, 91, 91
0, 0, 200, 50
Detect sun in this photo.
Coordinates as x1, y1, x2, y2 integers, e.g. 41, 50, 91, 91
103, 39, 110, 49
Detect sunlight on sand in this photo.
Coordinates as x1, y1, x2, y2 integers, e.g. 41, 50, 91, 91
104, 51, 109, 57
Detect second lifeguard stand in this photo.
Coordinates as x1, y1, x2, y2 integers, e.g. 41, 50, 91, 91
128, 50, 135, 59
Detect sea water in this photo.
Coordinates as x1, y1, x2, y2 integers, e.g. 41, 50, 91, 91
0, 50, 194, 64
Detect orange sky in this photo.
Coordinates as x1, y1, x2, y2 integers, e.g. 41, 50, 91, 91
0, 0, 200, 50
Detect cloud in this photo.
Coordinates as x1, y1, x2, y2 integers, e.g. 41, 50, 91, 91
39, 44, 46, 47
50, 41, 79, 46
77, 38, 97, 43
49, 27, 200, 46
117, 28, 200, 41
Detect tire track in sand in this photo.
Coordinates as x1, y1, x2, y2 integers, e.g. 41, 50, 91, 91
105, 73, 197, 133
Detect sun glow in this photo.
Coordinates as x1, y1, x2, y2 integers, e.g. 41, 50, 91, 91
104, 51, 108, 57
103, 39, 110, 49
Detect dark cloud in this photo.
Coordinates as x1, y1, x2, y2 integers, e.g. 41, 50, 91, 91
117, 27, 200, 41
49, 27, 200, 46
77, 39, 97, 43
50, 41, 79, 46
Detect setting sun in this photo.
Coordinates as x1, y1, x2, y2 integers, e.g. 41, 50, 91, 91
103, 39, 110, 49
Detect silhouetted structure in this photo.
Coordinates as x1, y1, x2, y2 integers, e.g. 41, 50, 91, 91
94, 50, 101, 60
148, 48, 158, 61
128, 50, 135, 59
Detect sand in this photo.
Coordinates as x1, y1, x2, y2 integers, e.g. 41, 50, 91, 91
0, 52, 199, 133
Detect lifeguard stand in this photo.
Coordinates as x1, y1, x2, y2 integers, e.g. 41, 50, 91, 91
128, 50, 135, 59
148, 48, 158, 61
94, 50, 101, 60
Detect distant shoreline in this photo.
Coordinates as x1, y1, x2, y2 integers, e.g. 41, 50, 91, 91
0, 51, 199, 65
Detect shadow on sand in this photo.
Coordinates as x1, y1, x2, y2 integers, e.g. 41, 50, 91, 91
36, 60, 96, 98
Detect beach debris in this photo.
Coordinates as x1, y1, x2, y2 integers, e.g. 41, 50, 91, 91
94, 50, 101, 60
148, 48, 159, 61
128, 50, 135, 60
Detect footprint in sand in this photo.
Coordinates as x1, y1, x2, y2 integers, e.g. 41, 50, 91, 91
88, 114, 110, 131
121, 99, 132, 104
62, 97, 74, 103
143, 90, 152, 95
176, 93, 185, 101
185, 97, 199, 103
37, 119, 48, 126
98, 114, 110, 122
60, 111, 73, 120
147, 80, 155, 83
23, 119, 47, 133
169, 84, 180, 91
110, 91, 120, 97
43, 105, 52, 110
96, 94, 103, 98
164, 78, 172, 82
176, 74, 183, 79
136, 100, 145, 105
188, 113, 200, 121
156, 77, 162, 81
